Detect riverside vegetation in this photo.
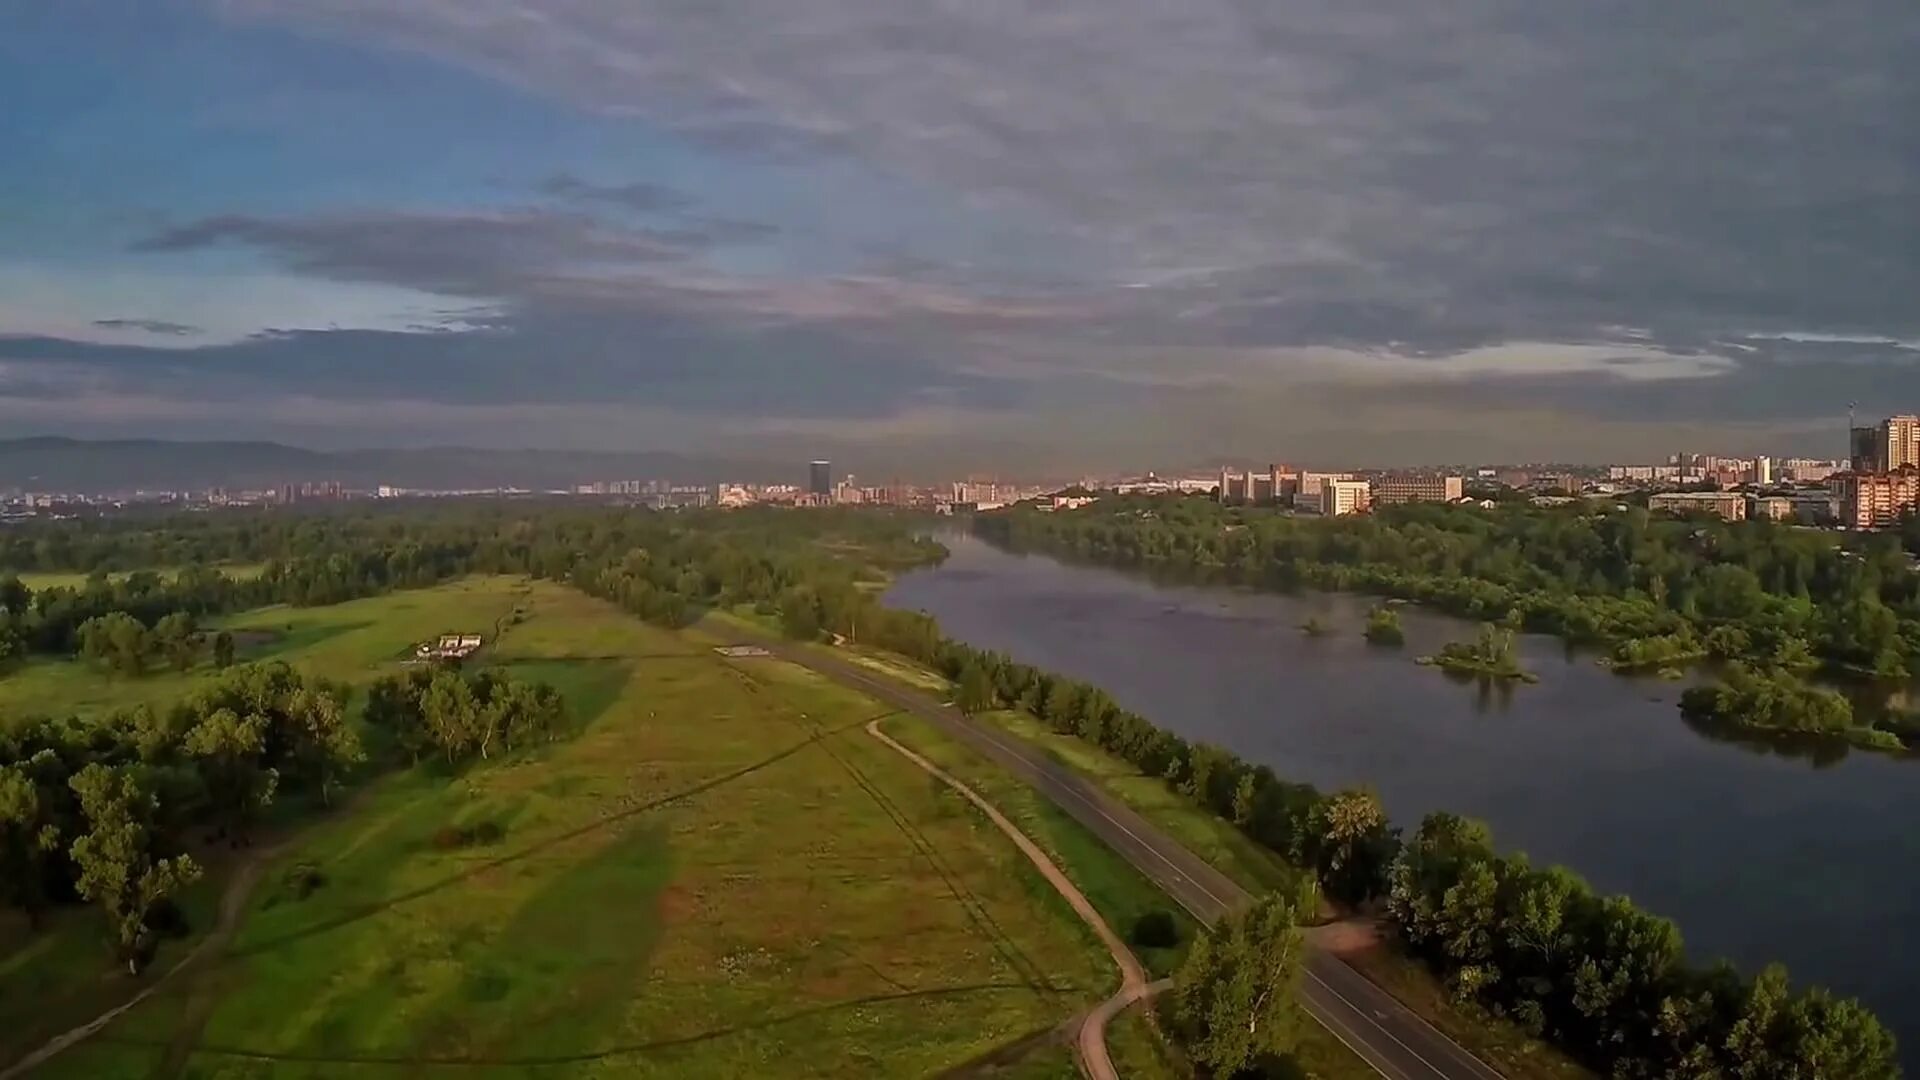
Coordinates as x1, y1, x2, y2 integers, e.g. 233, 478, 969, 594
1419, 623, 1537, 682
0, 503, 1899, 1077
977, 495, 1920, 754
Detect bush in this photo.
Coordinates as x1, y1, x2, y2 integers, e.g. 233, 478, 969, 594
282, 862, 327, 900
1132, 909, 1180, 949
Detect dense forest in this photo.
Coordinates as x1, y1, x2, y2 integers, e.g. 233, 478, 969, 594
0, 502, 1898, 1074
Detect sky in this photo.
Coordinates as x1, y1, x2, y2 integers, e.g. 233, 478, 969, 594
2, 0, 1917, 475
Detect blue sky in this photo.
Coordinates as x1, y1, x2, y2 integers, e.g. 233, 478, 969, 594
3, 0, 1917, 472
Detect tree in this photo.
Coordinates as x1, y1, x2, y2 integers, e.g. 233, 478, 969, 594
1312, 788, 1393, 901
283, 684, 362, 803
0, 764, 61, 925
76, 611, 151, 675
182, 707, 276, 838
421, 671, 479, 763
1173, 894, 1307, 1074
152, 612, 200, 672
1364, 606, 1405, 646
955, 663, 996, 715
212, 630, 236, 669
66, 764, 202, 973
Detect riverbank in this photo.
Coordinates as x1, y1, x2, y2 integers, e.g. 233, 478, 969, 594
883, 532, 1920, 1071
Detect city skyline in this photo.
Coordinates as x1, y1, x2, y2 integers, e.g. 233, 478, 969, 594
2, 3, 1916, 473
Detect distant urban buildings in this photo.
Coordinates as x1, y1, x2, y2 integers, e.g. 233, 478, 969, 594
808, 460, 833, 497
1648, 491, 1748, 522
1216, 465, 1295, 505
1834, 469, 1920, 530
1848, 415, 1920, 473
1372, 474, 1465, 506
1296, 477, 1371, 516
1834, 414, 1920, 528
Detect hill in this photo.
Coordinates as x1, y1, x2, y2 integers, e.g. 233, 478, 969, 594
0, 437, 785, 492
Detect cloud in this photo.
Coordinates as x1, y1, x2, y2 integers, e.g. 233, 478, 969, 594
131, 209, 695, 302
90, 318, 202, 336
216, 0, 1920, 358
539, 172, 691, 213
17, 0, 1914, 466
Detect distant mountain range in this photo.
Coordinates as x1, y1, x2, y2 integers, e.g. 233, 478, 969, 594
0, 437, 793, 493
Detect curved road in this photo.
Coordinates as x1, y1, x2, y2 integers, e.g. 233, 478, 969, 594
715, 624, 1506, 1080
863, 719, 1147, 1080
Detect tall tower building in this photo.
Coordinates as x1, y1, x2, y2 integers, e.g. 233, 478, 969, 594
809, 460, 833, 497
1850, 426, 1883, 472
1882, 415, 1920, 470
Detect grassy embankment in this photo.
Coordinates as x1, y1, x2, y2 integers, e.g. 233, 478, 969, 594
834, 644, 1589, 1079
5, 577, 1124, 1078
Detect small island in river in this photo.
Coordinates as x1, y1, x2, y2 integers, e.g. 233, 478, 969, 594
1419, 623, 1538, 682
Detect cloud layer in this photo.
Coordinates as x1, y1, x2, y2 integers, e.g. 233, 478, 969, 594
2, 0, 1916, 470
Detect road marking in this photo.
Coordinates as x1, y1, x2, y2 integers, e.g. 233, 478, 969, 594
1302, 990, 1418, 1080
1306, 965, 1449, 1079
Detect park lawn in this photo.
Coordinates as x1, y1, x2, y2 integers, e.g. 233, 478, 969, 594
12, 564, 269, 591
28, 590, 1115, 1079
0, 575, 540, 723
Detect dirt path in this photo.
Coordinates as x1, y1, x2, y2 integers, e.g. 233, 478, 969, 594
1, 850, 273, 1080
864, 720, 1148, 1080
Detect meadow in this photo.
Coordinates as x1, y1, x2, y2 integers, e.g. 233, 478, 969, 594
0, 575, 531, 721
11, 564, 268, 592
5, 578, 1121, 1078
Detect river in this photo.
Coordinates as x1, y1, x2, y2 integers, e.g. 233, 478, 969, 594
885, 532, 1920, 1063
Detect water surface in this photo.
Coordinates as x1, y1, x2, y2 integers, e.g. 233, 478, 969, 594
886, 534, 1920, 1062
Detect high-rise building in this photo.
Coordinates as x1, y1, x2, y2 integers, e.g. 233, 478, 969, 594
1882, 415, 1920, 470
1753, 456, 1772, 486
1832, 468, 1920, 529
1851, 426, 1882, 472
1372, 474, 1464, 506
808, 460, 832, 497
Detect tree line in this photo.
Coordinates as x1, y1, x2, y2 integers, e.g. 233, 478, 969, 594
976, 496, 1920, 679
978, 496, 1920, 753
364, 667, 566, 764
1, 504, 945, 675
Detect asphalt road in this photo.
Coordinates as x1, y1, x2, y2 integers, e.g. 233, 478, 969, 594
716, 625, 1507, 1080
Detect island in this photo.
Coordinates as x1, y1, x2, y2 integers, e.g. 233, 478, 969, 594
1418, 623, 1538, 682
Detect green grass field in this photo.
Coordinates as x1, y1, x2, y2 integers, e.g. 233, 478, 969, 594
0, 575, 534, 722
11, 564, 269, 591
7, 578, 1122, 1078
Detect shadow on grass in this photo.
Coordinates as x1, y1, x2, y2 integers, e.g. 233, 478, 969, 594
228, 709, 898, 962
105, 982, 1034, 1067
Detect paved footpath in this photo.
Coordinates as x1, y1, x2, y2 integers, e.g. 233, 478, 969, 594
712, 622, 1508, 1080
864, 719, 1146, 1080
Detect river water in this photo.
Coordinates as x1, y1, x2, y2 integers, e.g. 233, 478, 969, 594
885, 533, 1920, 1062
